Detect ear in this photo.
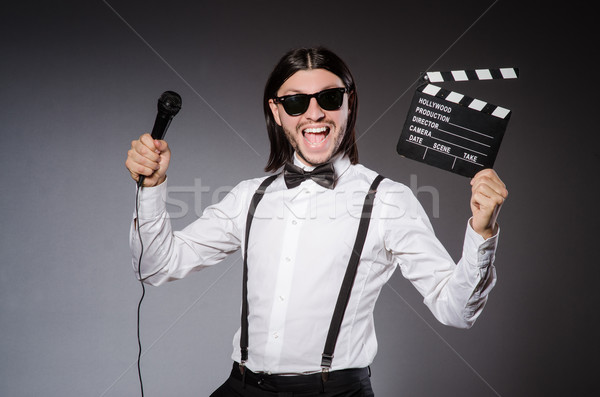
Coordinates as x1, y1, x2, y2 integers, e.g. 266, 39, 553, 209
347, 91, 354, 114
268, 99, 282, 126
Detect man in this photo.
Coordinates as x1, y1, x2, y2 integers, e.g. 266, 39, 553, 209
126, 47, 507, 396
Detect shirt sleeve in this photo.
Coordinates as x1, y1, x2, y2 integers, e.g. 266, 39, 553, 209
380, 184, 498, 329
129, 179, 248, 286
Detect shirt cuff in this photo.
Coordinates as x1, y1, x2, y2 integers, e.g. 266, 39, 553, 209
463, 218, 499, 268
134, 178, 168, 219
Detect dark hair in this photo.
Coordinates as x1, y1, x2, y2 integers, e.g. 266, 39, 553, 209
263, 47, 359, 172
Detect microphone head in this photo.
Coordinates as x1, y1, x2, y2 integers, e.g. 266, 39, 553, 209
157, 91, 182, 116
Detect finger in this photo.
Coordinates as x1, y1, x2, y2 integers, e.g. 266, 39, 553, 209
141, 173, 162, 187
129, 144, 161, 168
473, 181, 505, 202
126, 143, 161, 180
125, 154, 159, 179
471, 169, 506, 192
128, 169, 140, 183
153, 139, 170, 153
472, 180, 508, 202
471, 173, 508, 200
139, 133, 157, 151
471, 184, 506, 210
132, 139, 162, 163
471, 168, 499, 184
128, 170, 161, 186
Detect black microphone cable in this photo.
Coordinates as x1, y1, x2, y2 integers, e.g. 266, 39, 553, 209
132, 91, 180, 397
135, 183, 146, 397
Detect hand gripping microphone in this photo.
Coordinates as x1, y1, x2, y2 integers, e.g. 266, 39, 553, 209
137, 91, 182, 187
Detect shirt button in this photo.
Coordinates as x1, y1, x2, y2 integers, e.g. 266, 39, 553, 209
279, 295, 285, 301
285, 257, 291, 262
291, 220, 297, 225
273, 332, 279, 339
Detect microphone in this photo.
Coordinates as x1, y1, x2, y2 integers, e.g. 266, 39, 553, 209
138, 91, 182, 187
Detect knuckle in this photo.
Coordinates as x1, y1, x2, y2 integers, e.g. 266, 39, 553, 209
136, 164, 149, 175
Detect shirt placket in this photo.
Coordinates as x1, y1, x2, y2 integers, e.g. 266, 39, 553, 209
263, 185, 311, 372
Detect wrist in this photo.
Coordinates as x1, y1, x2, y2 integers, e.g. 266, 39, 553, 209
470, 218, 497, 240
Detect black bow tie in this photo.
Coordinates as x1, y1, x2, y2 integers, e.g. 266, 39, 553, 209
283, 162, 336, 189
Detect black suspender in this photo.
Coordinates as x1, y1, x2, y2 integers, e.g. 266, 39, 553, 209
239, 173, 384, 381
240, 174, 278, 374
320, 174, 384, 380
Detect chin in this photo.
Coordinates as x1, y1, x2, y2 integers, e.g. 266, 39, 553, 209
297, 150, 332, 167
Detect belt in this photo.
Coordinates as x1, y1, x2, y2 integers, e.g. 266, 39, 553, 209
230, 362, 370, 393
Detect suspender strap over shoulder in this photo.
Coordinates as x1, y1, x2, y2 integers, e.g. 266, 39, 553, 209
240, 174, 278, 372
321, 174, 384, 380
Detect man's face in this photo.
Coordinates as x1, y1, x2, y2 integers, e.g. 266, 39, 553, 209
269, 68, 349, 167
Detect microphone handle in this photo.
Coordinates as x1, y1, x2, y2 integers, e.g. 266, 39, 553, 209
137, 112, 174, 188
151, 112, 173, 140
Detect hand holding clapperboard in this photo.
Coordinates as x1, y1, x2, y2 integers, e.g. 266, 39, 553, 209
397, 68, 519, 177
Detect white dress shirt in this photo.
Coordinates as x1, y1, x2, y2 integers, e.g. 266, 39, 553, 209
130, 154, 498, 374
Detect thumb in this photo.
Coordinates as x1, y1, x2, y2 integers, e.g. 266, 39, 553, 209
153, 139, 169, 153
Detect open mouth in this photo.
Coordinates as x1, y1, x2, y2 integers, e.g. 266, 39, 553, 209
302, 126, 330, 146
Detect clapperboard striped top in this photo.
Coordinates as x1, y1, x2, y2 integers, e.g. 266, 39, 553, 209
425, 68, 519, 83
422, 84, 510, 119
420, 84, 511, 119
420, 68, 519, 119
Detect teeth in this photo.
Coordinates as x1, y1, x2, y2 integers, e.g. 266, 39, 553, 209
304, 127, 328, 133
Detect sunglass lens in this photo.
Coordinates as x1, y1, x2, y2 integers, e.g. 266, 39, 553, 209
317, 89, 344, 110
282, 96, 309, 116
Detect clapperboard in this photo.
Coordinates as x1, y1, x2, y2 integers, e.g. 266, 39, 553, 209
396, 68, 519, 177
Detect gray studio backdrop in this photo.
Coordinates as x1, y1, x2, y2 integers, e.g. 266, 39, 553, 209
1, 1, 597, 396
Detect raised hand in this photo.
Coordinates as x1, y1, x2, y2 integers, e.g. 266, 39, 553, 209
125, 133, 171, 187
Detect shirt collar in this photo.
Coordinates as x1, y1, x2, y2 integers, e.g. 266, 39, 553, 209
292, 152, 351, 181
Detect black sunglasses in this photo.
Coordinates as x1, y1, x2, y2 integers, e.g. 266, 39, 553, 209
273, 87, 348, 116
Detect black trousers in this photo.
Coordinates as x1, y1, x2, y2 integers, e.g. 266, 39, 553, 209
210, 363, 374, 397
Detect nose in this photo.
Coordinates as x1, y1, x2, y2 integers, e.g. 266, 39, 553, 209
304, 97, 325, 120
